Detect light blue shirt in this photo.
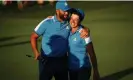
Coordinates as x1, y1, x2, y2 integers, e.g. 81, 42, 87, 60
34, 15, 70, 57
68, 25, 92, 70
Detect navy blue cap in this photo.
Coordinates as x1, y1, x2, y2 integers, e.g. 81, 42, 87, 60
56, 1, 71, 11
76, 9, 85, 21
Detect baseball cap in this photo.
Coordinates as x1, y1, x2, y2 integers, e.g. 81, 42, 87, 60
56, 1, 71, 11
76, 9, 85, 21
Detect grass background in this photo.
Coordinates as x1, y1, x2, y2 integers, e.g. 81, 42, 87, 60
0, 1, 133, 80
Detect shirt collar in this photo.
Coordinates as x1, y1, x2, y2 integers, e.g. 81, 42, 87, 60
54, 15, 59, 22
76, 25, 83, 32
70, 25, 83, 35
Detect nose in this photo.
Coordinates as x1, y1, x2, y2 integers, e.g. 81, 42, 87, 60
65, 11, 68, 15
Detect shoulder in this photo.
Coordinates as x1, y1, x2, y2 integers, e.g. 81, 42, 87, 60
41, 16, 54, 23
35, 16, 54, 29
78, 25, 90, 33
39, 16, 54, 25
81, 25, 90, 32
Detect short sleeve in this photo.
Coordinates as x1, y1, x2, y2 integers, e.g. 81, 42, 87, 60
34, 18, 49, 36
84, 37, 92, 45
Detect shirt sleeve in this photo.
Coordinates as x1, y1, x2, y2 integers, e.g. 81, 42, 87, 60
78, 27, 92, 45
34, 18, 49, 36
84, 36, 92, 45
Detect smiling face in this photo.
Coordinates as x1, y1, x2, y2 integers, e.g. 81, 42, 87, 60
70, 14, 80, 28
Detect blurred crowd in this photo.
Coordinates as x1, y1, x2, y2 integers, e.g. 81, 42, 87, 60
0, 0, 55, 10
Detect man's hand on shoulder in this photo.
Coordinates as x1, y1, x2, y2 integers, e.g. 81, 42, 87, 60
80, 26, 90, 38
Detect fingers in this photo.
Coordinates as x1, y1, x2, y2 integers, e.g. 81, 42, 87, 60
80, 32, 88, 38
80, 35, 86, 38
34, 53, 40, 60
80, 29, 89, 38
34, 56, 38, 60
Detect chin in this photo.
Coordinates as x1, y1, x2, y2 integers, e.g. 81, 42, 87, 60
70, 25, 75, 28
63, 18, 68, 21
64, 16, 68, 19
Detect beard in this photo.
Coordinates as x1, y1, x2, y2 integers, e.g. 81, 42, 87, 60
59, 12, 69, 21
59, 15, 68, 21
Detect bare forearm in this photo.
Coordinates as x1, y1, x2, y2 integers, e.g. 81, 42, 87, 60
87, 42, 98, 69
30, 32, 39, 55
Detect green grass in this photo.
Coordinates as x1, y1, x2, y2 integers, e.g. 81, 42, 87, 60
0, 1, 133, 80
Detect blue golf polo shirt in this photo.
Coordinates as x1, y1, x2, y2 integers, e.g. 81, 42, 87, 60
68, 25, 92, 70
34, 15, 70, 57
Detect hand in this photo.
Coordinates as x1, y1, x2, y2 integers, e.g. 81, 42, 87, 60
80, 28, 89, 38
93, 69, 100, 80
34, 52, 40, 60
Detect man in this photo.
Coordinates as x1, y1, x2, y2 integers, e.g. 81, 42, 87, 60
30, 1, 88, 80
68, 9, 100, 80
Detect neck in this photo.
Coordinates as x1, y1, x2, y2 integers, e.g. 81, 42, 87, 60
71, 27, 79, 33
56, 15, 63, 22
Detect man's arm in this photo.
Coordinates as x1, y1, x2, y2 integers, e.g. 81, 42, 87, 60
31, 17, 49, 60
30, 32, 40, 60
86, 42, 100, 80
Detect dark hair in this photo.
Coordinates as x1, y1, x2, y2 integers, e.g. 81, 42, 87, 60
72, 11, 83, 23
66, 8, 82, 22
68, 8, 83, 22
